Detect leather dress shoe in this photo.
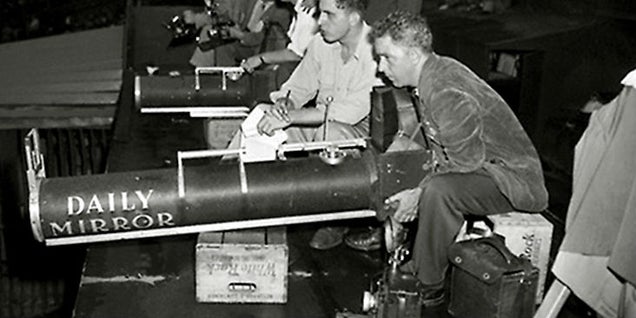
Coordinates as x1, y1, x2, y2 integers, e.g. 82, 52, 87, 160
309, 226, 349, 250
399, 261, 445, 307
344, 227, 383, 252
419, 282, 445, 307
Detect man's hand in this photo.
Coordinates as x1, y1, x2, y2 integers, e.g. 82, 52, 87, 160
240, 55, 263, 73
268, 97, 293, 122
257, 108, 291, 136
182, 10, 196, 24
300, 0, 317, 12
386, 187, 422, 223
226, 25, 245, 40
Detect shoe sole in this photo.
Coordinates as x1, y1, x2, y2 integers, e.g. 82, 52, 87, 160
344, 239, 381, 252
309, 240, 342, 250
309, 228, 349, 250
421, 294, 445, 307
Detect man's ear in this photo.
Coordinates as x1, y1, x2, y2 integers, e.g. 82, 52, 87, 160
348, 10, 361, 26
407, 47, 424, 64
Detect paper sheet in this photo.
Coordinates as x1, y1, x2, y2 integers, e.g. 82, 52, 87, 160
240, 106, 287, 162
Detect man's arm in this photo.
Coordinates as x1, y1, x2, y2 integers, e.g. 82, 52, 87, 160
390, 89, 485, 223
429, 87, 485, 173
256, 106, 324, 136
241, 48, 302, 73
241, 4, 292, 47
269, 35, 322, 109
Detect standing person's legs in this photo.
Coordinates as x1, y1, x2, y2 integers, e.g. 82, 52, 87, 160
412, 170, 514, 286
215, 42, 259, 66
190, 25, 216, 67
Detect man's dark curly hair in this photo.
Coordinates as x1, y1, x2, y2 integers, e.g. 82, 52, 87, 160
369, 11, 433, 53
334, 0, 369, 15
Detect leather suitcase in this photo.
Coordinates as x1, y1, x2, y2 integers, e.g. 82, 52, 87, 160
447, 235, 538, 318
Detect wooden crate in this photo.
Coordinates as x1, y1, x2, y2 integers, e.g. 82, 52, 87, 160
489, 212, 553, 304
195, 227, 288, 303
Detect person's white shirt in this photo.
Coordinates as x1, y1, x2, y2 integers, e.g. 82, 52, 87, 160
286, 1, 319, 57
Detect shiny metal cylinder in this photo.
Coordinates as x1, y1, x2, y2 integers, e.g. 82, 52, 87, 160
32, 156, 375, 245
134, 74, 251, 108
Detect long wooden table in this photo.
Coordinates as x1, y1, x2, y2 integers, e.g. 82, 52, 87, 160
72, 5, 387, 318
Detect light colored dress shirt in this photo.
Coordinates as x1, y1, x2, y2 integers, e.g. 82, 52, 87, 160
246, 0, 273, 33
270, 23, 383, 125
286, 1, 318, 57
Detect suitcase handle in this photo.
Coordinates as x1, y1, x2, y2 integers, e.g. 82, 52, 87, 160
194, 66, 244, 91
476, 236, 516, 265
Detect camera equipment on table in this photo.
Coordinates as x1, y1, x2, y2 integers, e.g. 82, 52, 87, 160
164, 0, 236, 49
164, 14, 198, 47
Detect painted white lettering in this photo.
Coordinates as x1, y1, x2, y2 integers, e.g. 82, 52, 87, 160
266, 262, 276, 277
157, 213, 175, 227
67, 196, 84, 215
112, 217, 130, 231
50, 221, 73, 236
108, 193, 116, 212
90, 219, 109, 232
132, 214, 153, 229
86, 194, 104, 214
135, 189, 154, 210
121, 192, 136, 211
78, 219, 86, 234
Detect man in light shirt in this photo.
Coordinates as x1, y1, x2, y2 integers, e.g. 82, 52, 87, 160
256, 0, 380, 143
254, 0, 383, 250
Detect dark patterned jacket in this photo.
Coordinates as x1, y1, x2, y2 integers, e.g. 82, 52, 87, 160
415, 53, 548, 212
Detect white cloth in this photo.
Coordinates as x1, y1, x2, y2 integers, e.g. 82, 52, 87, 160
238, 105, 287, 162
246, 0, 273, 33
551, 68, 636, 318
621, 69, 636, 88
553, 253, 623, 318
286, 1, 318, 57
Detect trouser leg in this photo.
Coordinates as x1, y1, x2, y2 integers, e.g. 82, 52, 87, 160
412, 170, 514, 285
190, 47, 216, 67
189, 26, 215, 67
285, 119, 369, 143
225, 113, 369, 149
215, 42, 259, 66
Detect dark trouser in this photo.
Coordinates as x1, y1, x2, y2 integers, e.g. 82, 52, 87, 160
413, 170, 514, 285
215, 42, 259, 66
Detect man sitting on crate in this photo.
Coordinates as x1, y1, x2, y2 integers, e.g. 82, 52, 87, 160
353, 10, 549, 306
241, 0, 384, 250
